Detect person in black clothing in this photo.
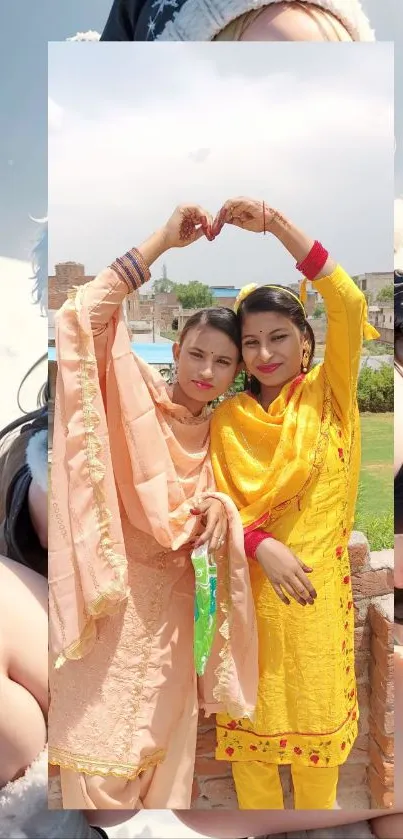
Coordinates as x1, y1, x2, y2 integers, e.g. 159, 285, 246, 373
100, 0, 374, 42
0, 220, 48, 576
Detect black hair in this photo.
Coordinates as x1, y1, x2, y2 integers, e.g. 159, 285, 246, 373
395, 271, 403, 332
395, 271, 403, 375
237, 285, 316, 395
179, 307, 242, 360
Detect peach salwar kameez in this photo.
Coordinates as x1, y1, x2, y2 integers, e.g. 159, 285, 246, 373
48, 251, 258, 809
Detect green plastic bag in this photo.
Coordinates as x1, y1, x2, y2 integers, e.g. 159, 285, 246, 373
191, 543, 217, 676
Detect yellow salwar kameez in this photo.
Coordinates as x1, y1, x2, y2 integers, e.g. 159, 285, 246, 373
210, 266, 378, 808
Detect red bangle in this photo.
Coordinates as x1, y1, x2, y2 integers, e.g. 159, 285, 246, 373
296, 241, 329, 281
244, 529, 272, 560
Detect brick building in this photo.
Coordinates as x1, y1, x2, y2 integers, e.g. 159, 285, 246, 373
48, 261, 140, 343
353, 272, 393, 300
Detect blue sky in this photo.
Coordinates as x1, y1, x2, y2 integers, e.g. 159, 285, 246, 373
0, 0, 400, 263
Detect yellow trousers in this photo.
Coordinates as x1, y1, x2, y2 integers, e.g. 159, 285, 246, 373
232, 761, 339, 810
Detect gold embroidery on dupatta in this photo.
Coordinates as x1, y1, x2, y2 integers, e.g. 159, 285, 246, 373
212, 547, 255, 721
55, 287, 129, 668
48, 748, 166, 780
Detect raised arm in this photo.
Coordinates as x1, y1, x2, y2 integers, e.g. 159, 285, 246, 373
78, 229, 164, 339
55, 204, 213, 378
267, 209, 373, 421
212, 198, 378, 423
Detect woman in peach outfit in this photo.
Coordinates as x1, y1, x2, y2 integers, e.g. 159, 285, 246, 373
48, 205, 258, 810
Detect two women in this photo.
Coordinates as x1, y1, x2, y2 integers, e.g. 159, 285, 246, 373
48, 204, 258, 809
49, 195, 377, 813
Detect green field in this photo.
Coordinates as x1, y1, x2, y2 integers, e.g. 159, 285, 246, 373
355, 413, 393, 550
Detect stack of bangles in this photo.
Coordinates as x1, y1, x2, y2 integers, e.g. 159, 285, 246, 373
245, 529, 273, 559
296, 240, 329, 280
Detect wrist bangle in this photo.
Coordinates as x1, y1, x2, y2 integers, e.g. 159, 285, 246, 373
111, 247, 151, 291
245, 529, 272, 560
296, 241, 329, 281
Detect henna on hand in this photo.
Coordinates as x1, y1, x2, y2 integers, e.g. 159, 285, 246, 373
179, 208, 198, 242
266, 208, 291, 232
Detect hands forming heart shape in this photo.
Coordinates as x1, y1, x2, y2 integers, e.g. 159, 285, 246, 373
163, 198, 279, 250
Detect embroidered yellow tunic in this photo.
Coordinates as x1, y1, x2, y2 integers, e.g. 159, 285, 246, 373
211, 266, 375, 768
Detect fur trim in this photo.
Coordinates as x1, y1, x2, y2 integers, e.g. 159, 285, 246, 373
67, 30, 101, 41
156, 0, 375, 41
26, 430, 48, 493
0, 748, 47, 838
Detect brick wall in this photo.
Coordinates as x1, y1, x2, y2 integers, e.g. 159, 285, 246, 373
193, 533, 394, 810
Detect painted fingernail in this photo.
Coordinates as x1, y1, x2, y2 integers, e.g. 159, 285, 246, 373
190, 508, 201, 515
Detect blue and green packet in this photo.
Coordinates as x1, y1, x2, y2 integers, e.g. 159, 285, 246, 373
191, 543, 218, 676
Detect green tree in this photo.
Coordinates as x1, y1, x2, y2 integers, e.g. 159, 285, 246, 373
376, 284, 393, 303
312, 303, 325, 319
174, 281, 213, 309
357, 364, 393, 412
152, 278, 175, 295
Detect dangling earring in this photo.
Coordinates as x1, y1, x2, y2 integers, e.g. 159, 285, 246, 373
245, 371, 251, 390
301, 342, 310, 374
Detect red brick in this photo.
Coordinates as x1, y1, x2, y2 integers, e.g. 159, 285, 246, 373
355, 625, 371, 651
368, 740, 394, 788
355, 651, 369, 681
348, 536, 370, 573
358, 682, 370, 708
353, 599, 369, 627
198, 709, 212, 727
370, 717, 394, 758
370, 658, 394, 707
368, 765, 394, 809
202, 776, 237, 807
369, 605, 394, 646
196, 727, 217, 756
371, 638, 394, 680
195, 758, 231, 778
370, 696, 394, 736
352, 569, 393, 600
191, 778, 201, 803
349, 734, 369, 764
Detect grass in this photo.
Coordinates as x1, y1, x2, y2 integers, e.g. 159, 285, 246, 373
355, 413, 393, 550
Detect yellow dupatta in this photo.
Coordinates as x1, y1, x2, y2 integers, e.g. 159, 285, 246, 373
210, 364, 331, 530
211, 265, 379, 530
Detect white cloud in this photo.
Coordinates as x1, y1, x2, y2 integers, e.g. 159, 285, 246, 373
48, 44, 393, 282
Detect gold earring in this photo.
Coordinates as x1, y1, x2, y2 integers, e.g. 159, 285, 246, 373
301, 343, 310, 373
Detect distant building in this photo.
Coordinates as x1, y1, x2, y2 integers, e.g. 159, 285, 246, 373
353, 272, 393, 299
289, 284, 319, 316
49, 261, 141, 344
177, 308, 200, 333
210, 286, 240, 308
368, 303, 393, 344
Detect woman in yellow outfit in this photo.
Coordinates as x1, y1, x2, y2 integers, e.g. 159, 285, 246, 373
209, 197, 379, 810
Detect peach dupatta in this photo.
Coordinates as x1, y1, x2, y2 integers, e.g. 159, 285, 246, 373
49, 278, 258, 730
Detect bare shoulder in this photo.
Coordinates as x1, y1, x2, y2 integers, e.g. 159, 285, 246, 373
0, 555, 47, 612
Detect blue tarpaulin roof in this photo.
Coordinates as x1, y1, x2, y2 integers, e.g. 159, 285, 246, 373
210, 287, 240, 298
210, 286, 316, 299
48, 343, 174, 365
